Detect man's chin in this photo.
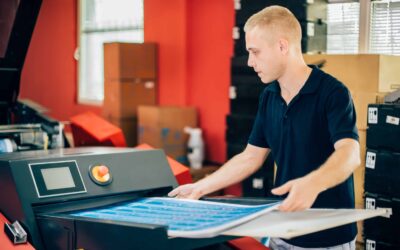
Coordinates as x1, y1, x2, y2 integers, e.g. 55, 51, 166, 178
259, 76, 270, 84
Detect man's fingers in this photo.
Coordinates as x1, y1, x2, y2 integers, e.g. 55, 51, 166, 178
279, 193, 294, 211
168, 187, 181, 197
271, 181, 293, 195
279, 191, 310, 212
187, 193, 198, 200
280, 199, 302, 211
278, 185, 299, 211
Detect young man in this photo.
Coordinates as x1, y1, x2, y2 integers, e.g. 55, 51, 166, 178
169, 6, 360, 249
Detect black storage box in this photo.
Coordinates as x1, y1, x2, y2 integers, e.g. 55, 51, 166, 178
227, 143, 275, 197
230, 83, 265, 100
226, 126, 253, 145
364, 148, 400, 197
363, 193, 400, 244
367, 104, 400, 152
233, 20, 327, 56
230, 98, 259, 116
231, 56, 255, 75
231, 75, 263, 85
226, 114, 255, 134
235, 0, 327, 25
364, 238, 400, 250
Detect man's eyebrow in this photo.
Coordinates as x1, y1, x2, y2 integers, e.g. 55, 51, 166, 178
247, 47, 257, 52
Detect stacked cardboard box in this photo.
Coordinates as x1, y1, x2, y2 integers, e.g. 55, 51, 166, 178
304, 54, 400, 243
303, 54, 400, 93
103, 43, 157, 147
138, 106, 197, 163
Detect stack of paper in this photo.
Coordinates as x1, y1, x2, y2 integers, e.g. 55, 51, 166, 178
69, 197, 389, 239
69, 197, 281, 238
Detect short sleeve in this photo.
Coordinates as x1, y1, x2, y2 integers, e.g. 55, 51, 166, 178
326, 86, 359, 144
248, 92, 269, 148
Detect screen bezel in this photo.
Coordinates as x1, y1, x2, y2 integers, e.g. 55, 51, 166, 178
29, 160, 87, 198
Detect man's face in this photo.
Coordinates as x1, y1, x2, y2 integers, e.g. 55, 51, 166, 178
245, 26, 285, 83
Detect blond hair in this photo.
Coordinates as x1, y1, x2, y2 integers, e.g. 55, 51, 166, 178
244, 6, 302, 46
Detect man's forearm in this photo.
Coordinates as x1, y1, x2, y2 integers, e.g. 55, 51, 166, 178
307, 140, 361, 192
195, 149, 269, 196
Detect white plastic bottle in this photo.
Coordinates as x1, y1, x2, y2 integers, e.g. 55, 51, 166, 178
184, 127, 205, 169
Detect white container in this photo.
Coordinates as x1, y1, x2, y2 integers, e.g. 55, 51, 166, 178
0, 138, 17, 153
184, 127, 205, 169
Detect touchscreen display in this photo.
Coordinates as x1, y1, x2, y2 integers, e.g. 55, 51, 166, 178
41, 167, 76, 190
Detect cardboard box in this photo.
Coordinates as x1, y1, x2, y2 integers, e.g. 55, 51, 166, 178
356, 213, 364, 243
108, 116, 138, 147
359, 129, 366, 152
138, 106, 197, 161
190, 166, 220, 183
354, 146, 366, 207
104, 42, 157, 80
355, 131, 367, 243
354, 129, 367, 243
354, 129, 366, 206
103, 79, 157, 118
303, 54, 400, 93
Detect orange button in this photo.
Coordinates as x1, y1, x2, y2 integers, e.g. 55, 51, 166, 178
97, 165, 109, 177
91, 165, 111, 183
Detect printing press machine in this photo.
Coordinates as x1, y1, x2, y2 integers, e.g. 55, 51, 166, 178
0, 147, 248, 249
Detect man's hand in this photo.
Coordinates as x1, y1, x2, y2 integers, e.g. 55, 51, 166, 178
271, 176, 322, 212
168, 183, 204, 200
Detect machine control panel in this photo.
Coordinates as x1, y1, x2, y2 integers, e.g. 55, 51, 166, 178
29, 161, 87, 198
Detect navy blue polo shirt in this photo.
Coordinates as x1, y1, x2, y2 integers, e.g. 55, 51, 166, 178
248, 66, 359, 248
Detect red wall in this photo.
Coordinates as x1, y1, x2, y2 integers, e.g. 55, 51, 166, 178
20, 0, 101, 122
145, 0, 234, 163
21, 0, 234, 164
144, 0, 188, 106
186, 0, 233, 163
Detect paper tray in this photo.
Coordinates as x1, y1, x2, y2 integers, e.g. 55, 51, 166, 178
222, 208, 390, 239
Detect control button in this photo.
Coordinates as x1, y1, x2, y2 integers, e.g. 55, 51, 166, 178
97, 165, 109, 178
89, 164, 112, 185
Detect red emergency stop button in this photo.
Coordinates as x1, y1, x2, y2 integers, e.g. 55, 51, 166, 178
89, 164, 112, 185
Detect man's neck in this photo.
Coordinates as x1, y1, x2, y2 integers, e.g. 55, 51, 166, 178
278, 61, 312, 103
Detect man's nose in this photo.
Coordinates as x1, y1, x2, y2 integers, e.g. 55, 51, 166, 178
247, 55, 254, 67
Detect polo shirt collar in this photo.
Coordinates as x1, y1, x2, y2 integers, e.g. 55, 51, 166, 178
265, 65, 320, 94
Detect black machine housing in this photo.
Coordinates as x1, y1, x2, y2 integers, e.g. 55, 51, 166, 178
0, 147, 237, 249
0, 0, 65, 151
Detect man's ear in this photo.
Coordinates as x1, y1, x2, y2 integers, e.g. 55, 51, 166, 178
278, 39, 289, 55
